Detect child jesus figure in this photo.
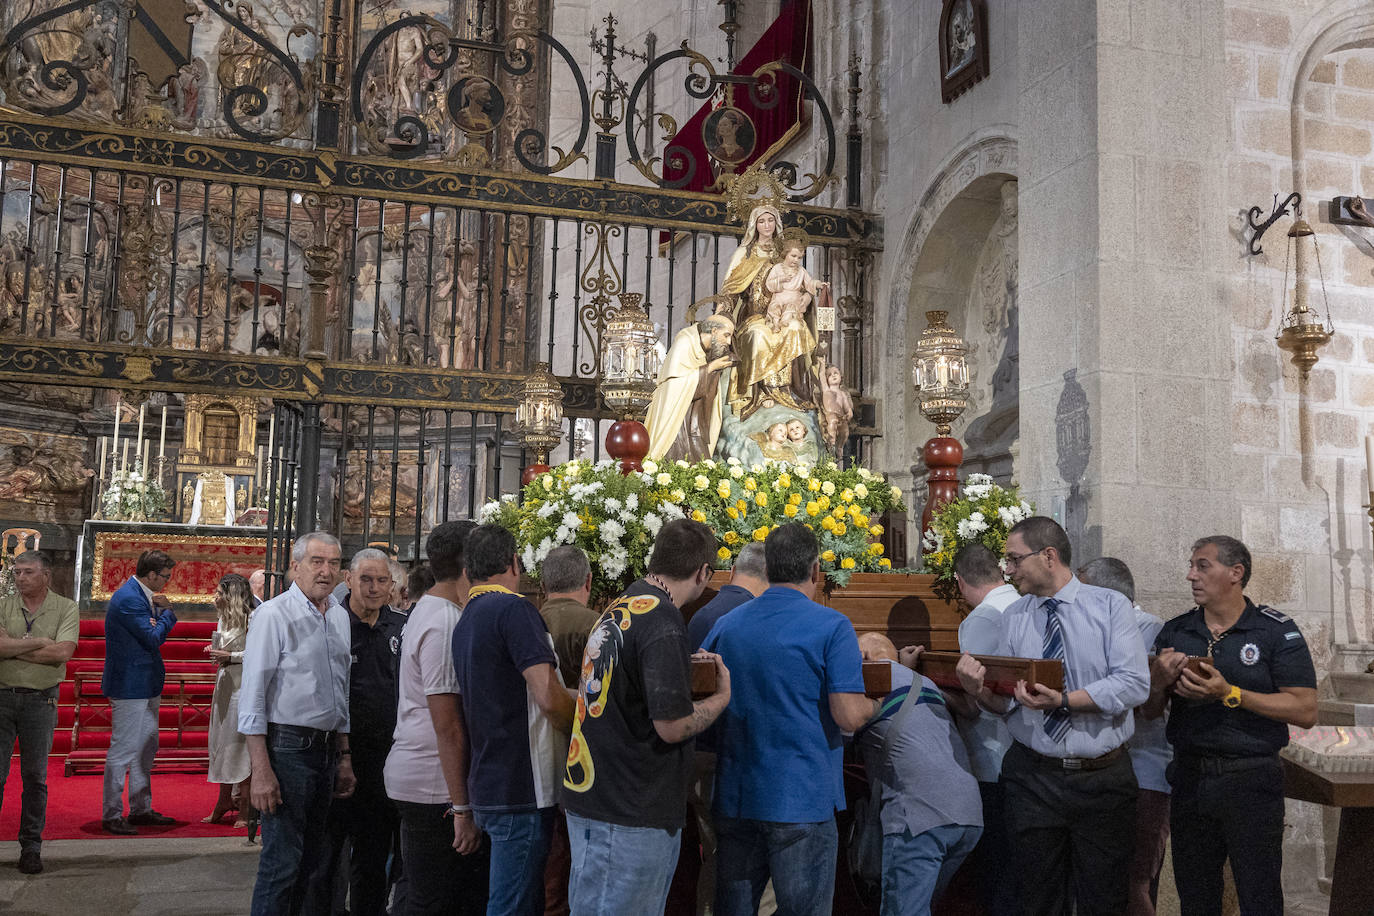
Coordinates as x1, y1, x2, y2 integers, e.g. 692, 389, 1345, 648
765, 239, 828, 332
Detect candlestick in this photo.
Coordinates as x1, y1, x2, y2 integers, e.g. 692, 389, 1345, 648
112, 395, 122, 457
136, 403, 145, 450
158, 405, 167, 459
266, 412, 275, 463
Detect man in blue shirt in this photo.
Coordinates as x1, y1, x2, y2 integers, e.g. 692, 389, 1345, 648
703, 522, 877, 916
956, 517, 1149, 916
686, 542, 767, 651
452, 524, 574, 916
1078, 557, 1173, 916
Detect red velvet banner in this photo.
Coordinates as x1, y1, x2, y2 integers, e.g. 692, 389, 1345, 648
91, 532, 267, 603
661, 0, 812, 194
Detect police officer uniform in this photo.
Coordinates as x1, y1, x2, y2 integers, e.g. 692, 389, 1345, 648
1152, 598, 1315, 916
305, 597, 407, 916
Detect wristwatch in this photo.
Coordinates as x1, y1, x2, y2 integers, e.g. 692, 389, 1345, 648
1223, 685, 1242, 709
1059, 691, 1071, 712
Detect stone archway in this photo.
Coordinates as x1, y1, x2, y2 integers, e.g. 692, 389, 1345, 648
880, 134, 1018, 526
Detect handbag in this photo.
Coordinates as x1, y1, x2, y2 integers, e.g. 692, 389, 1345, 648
847, 672, 921, 890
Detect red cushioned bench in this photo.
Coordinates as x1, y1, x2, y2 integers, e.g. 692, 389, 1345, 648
61, 618, 220, 775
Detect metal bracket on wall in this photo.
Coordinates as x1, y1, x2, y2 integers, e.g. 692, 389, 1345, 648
1245, 191, 1302, 257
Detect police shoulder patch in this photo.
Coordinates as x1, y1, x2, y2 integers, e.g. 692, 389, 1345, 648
1258, 605, 1291, 624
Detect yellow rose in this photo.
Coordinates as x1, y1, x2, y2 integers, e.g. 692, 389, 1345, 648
817, 495, 831, 510
642, 459, 658, 475
879, 557, 892, 568
891, 485, 903, 500
670, 488, 686, 502
717, 546, 732, 561
753, 526, 769, 542
854, 514, 868, 528
736, 499, 748, 513
724, 530, 740, 544
840, 488, 854, 503
540, 475, 553, 490
806, 501, 820, 516
832, 506, 846, 519
717, 482, 733, 499
694, 474, 710, 491
854, 483, 869, 499
789, 493, 803, 506
821, 516, 836, 531
726, 506, 739, 520
744, 477, 757, 491
755, 492, 769, 507
869, 524, 884, 537
821, 481, 835, 496
821, 549, 836, 562
783, 504, 799, 518
692, 509, 707, 523
869, 542, 884, 556
808, 478, 822, 492
777, 473, 792, 489
841, 557, 856, 570
834, 522, 847, 536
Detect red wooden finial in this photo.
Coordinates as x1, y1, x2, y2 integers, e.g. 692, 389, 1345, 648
920, 435, 964, 535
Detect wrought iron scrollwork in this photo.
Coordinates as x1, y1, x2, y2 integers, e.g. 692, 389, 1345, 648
0, 0, 120, 121
350, 14, 588, 172
202, 0, 315, 143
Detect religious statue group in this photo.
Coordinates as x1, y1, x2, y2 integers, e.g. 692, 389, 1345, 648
644, 204, 853, 465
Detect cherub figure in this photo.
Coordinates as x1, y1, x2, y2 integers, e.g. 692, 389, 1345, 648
764, 238, 827, 332
820, 364, 854, 456
750, 422, 795, 461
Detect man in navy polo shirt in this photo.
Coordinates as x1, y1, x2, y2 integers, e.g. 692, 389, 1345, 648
703, 523, 877, 916
452, 525, 574, 916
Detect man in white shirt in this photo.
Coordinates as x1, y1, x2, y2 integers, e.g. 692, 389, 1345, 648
952, 543, 1019, 916
240, 531, 355, 916
384, 520, 488, 915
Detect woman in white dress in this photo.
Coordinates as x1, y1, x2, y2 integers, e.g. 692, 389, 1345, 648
202, 573, 253, 825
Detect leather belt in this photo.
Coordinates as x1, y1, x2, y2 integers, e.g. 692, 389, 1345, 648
267, 723, 336, 746
1023, 743, 1127, 772
0, 685, 57, 696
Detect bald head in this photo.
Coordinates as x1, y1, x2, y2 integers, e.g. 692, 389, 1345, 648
858, 632, 898, 662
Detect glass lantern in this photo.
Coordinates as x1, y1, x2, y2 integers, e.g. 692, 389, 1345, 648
600, 292, 661, 421
911, 310, 970, 436
514, 362, 564, 466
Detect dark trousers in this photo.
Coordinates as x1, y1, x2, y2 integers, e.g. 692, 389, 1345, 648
394, 800, 489, 915
1127, 788, 1171, 916
0, 687, 57, 853
1169, 755, 1284, 916
304, 747, 397, 916
1001, 742, 1137, 916
251, 725, 337, 916
966, 779, 1017, 916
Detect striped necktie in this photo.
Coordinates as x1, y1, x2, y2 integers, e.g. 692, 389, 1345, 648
1041, 597, 1071, 742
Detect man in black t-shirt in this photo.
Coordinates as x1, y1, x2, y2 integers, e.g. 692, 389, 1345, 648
561, 519, 731, 916
1144, 535, 1317, 916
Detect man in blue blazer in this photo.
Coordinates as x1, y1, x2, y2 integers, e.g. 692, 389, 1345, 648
101, 549, 178, 835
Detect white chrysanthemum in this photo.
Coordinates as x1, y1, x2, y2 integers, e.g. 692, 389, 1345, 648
661, 503, 685, 520
956, 519, 972, 540
997, 506, 1016, 528
642, 459, 659, 475
596, 458, 617, 470
555, 526, 571, 543
967, 512, 988, 534
477, 500, 502, 523
604, 497, 622, 513
626, 493, 639, 510
522, 545, 537, 570
536, 501, 557, 519
562, 511, 581, 529
619, 510, 634, 523
644, 513, 663, 536
600, 519, 626, 546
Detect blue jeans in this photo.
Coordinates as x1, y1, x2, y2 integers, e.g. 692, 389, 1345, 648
0, 687, 58, 852
565, 811, 681, 916
714, 816, 837, 916
473, 807, 554, 916
102, 696, 159, 820
250, 726, 337, 916
881, 824, 982, 916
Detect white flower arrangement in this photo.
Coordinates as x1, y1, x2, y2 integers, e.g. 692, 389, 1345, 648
101, 464, 170, 521
923, 473, 1034, 598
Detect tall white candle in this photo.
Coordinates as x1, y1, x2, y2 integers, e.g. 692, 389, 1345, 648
158, 406, 167, 459
266, 413, 275, 461
121, 439, 129, 474
136, 404, 145, 458
111, 396, 121, 457
97, 437, 107, 483
1365, 435, 1374, 493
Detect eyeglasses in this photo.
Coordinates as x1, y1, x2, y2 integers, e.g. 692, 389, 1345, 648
1003, 548, 1046, 568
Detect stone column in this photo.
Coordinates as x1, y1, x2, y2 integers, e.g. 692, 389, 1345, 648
1015, 1, 1234, 608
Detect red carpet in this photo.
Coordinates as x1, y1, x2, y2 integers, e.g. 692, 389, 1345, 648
1, 758, 251, 840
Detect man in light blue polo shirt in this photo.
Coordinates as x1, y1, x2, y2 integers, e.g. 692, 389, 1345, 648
702, 523, 877, 916
953, 543, 1019, 916
1079, 557, 1172, 916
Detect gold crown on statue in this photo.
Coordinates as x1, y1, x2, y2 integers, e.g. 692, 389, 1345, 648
780, 227, 811, 252
723, 164, 791, 225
